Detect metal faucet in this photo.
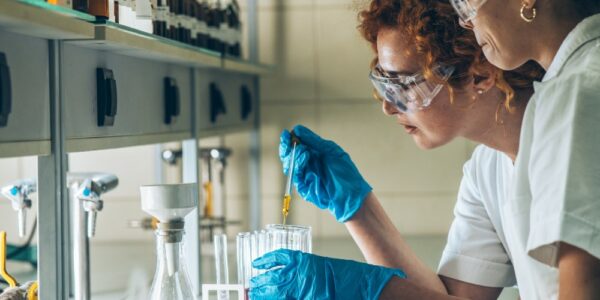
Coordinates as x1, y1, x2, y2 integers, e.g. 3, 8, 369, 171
74, 178, 111, 238
67, 173, 118, 300
1, 179, 36, 238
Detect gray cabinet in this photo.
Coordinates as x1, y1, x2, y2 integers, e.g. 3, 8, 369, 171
61, 43, 193, 151
195, 69, 257, 137
0, 29, 50, 156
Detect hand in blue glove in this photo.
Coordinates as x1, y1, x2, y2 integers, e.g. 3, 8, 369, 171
280, 125, 372, 222
249, 249, 406, 300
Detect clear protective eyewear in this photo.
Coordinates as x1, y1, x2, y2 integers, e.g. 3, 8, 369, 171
369, 64, 455, 113
450, 0, 489, 22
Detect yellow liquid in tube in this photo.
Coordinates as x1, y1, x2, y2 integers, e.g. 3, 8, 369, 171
282, 194, 291, 225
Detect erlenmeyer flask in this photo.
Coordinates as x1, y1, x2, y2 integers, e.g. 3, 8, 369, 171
149, 230, 193, 300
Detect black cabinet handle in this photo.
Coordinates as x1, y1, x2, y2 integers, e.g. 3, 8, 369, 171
96, 68, 117, 127
210, 82, 226, 124
240, 85, 252, 121
0, 52, 12, 127
164, 77, 180, 125
107, 77, 117, 117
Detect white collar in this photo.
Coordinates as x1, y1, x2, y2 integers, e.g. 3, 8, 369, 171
543, 14, 600, 81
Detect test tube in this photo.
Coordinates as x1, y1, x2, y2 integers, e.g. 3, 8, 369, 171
236, 232, 252, 288
250, 231, 259, 278
257, 230, 268, 274
214, 234, 229, 300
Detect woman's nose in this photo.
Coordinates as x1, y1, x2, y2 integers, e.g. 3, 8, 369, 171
459, 18, 474, 30
382, 100, 401, 116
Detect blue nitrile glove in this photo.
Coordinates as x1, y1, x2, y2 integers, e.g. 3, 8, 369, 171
249, 249, 406, 300
280, 125, 372, 222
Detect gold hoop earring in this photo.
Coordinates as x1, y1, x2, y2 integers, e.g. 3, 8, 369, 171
520, 3, 536, 23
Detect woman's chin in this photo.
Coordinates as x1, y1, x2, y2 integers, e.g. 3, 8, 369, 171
412, 135, 446, 150
485, 50, 527, 71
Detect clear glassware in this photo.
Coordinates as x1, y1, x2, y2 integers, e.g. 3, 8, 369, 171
236, 232, 252, 287
266, 224, 312, 253
149, 231, 194, 300
236, 232, 252, 299
214, 233, 230, 300
236, 224, 312, 297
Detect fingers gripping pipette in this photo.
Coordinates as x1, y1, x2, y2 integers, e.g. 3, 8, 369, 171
282, 133, 300, 225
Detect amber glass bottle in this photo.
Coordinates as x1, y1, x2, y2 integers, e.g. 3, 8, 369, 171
73, 0, 110, 18
89, 0, 110, 19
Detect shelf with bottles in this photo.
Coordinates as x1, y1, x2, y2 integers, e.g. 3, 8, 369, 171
68, 20, 223, 68
0, 0, 95, 40
65, 20, 271, 74
69, 0, 271, 75
1, 0, 270, 74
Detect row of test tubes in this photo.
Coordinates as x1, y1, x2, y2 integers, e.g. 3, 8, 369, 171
211, 224, 311, 300
237, 224, 312, 287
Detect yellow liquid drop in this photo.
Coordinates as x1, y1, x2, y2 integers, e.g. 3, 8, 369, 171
282, 194, 291, 225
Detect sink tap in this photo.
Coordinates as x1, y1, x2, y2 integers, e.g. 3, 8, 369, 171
70, 174, 118, 238
76, 179, 103, 238
67, 172, 118, 300
1, 179, 36, 238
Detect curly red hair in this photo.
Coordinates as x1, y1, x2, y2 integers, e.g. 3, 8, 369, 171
358, 0, 545, 111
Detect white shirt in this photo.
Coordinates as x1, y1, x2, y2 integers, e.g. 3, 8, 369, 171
438, 14, 600, 299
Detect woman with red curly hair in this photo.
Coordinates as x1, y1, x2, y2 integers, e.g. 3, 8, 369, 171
249, 1, 547, 299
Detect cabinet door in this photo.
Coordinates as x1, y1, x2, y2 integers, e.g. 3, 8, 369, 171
62, 43, 192, 150
0, 30, 50, 151
195, 69, 257, 136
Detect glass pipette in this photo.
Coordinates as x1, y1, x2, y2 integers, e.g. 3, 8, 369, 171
282, 134, 300, 225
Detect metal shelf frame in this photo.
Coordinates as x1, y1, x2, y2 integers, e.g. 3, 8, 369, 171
0, 0, 264, 298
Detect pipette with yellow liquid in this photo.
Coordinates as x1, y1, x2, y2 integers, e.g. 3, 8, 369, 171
282, 134, 300, 225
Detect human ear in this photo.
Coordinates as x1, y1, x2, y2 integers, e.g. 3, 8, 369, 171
470, 64, 498, 94
522, 0, 536, 10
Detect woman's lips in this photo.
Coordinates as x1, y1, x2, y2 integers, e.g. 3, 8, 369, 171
403, 125, 418, 134
397, 118, 418, 134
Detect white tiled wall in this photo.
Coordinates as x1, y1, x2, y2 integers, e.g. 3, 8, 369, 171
315, 4, 374, 101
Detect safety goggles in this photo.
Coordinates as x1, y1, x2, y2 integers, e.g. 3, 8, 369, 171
450, 0, 489, 22
369, 64, 455, 113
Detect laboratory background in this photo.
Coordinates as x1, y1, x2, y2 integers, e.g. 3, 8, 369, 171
0, 0, 517, 299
